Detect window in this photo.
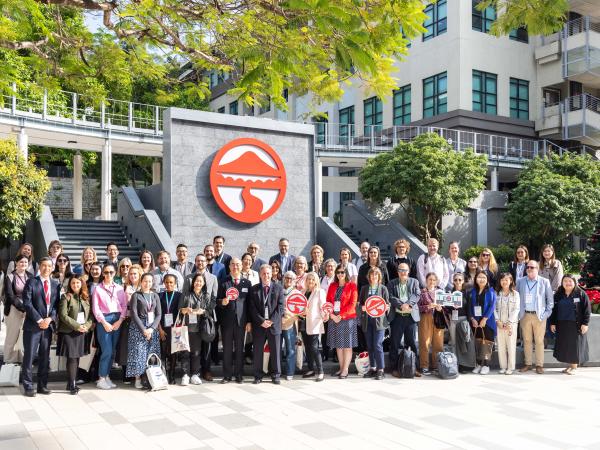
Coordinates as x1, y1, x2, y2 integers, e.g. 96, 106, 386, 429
423, 72, 447, 118
510, 78, 529, 119
393, 85, 411, 125
283, 89, 289, 102
259, 98, 271, 114
509, 27, 529, 43
423, 0, 447, 41
543, 88, 561, 107
472, 70, 497, 115
472, 0, 495, 33
209, 72, 218, 89
229, 101, 238, 115
339, 106, 355, 144
363, 96, 382, 135
313, 117, 328, 145
217, 106, 225, 114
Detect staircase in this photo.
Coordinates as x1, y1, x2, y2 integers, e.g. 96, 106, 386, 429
341, 225, 392, 261
54, 220, 142, 263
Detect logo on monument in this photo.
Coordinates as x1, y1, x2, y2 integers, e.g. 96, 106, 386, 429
210, 138, 287, 223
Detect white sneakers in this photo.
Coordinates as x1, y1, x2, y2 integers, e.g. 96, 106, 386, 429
180, 374, 190, 386
286, 376, 294, 381
498, 369, 506, 375
96, 378, 112, 390
190, 375, 203, 385
480, 366, 490, 375
472, 365, 482, 374
505, 369, 513, 375
106, 377, 117, 388
134, 378, 144, 389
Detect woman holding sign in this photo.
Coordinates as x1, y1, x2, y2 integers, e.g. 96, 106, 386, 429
281, 272, 299, 380
468, 270, 497, 375
359, 267, 390, 380
299, 271, 327, 381
326, 265, 358, 378
417, 273, 445, 375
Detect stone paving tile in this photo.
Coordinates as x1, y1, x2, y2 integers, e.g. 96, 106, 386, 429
209, 413, 261, 430
15, 410, 39, 423
293, 421, 346, 439
420, 414, 477, 430
0, 424, 29, 441
99, 411, 128, 426
133, 417, 180, 436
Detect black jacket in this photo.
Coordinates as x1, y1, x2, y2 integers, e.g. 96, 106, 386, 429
4, 271, 33, 315
217, 276, 252, 327
357, 262, 389, 291
22, 276, 60, 332
549, 288, 591, 329
249, 281, 284, 335
386, 256, 417, 281
159, 290, 182, 328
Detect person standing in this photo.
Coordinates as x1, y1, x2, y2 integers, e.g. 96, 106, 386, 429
517, 261, 554, 374
478, 248, 499, 287
509, 245, 529, 283
3, 254, 32, 363
387, 239, 417, 281
184, 254, 218, 300
299, 272, 327, 382
114, 258, 132, 286
539, 244, 564, 293
138, 249, 155, 274
281, 272, 299, 381
151, 251, 184, 293
240, 253, 260, 286
445, 242, 466, 291
339, 248, 359, 283
172, 244, 195, 277
7, 243, 38, 276
249, 264, 285, 384
103, 242, 120, 267
269, 238, 296, 274
158, 274, 182, 384
353, 241, 370, 271
417, 273, 445, 375
469, 270, 497, 375
319, 258, 337, 362
247, 242, 267, 272
21, 258, 60, 397
416, 238, 449, 289
47, 240, 63, 266
205, 244, 226, 282
357, 246, 389, 291
308, 245, 325, 278
446, 272, 475, 372
293, 256, 309, 292
213, 236, 232, 275
204, 244, 225, 369
495, 273, 520, 375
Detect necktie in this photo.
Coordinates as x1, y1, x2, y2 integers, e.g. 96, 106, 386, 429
43, 280, 50, 305
234, 279, 239, 286
263, 285, 270, 298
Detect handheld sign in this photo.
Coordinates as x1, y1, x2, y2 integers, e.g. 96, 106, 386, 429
434, 290, 463, 308
226, 287, 239, 301
451, 291, 463, 308
286, 292, 308, 315
322, 302, 334, 314
365, 295, 387, 318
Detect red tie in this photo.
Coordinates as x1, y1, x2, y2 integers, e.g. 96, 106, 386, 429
234, 279, 239, 286
43, 280, 50, 305
263, 285, 270, 297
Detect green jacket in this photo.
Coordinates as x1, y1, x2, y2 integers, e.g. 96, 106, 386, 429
58, 293, 92, 334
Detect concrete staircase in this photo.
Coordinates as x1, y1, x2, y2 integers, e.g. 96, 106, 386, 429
54, 219, 142, 263
341, 225, 392, 261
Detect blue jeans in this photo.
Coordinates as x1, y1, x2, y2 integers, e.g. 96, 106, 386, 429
96, 312, 122, 377
365, 320, 385, 371
281, 327, 297, 376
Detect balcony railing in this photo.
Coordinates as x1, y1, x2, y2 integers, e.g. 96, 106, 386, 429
561, 16, 600, 79
562, 93, 600, 143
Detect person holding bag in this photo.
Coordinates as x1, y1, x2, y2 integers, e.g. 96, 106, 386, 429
3, 254, 32, 363
469, 270, 497, 375
57, 275, 92, 394
299, 272, 327, 381
495, 273, 520, 375
127, 273, 162, 389
158, 274, 183, 384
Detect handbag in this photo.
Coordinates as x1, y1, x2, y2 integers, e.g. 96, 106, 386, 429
474, 326, 494, 361
199, 315, 216, 343
0, 363, 21, 387
433, 309, 448, 330
354, 351, 370, 375
296, 339, 304, 370
171, 313, 190, 353
145, 353, 168, 391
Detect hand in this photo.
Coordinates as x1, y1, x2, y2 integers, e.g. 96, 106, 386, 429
38, 321, 48, 330
581, 324, 588, 335
479, 318, 487, 328
361, 305, 366, 312
197, 308, 205, 316
245, 323, 252, 333
332, 314, 341, 324
322, 312, 330, 322
261, 320, 270, 328
222, 298, 230, 306
112, 319, 122, 331
181, 307, 192, 315
159, 329, 167, 341
401, 303, 410, 312
102, 321, 114, 332
470, 318, 478, 328
550, 324, 556, 333
428, 304, 436, 310
78, 325, 87, 333
144, 329, 153, 340
434, 305, 442, 312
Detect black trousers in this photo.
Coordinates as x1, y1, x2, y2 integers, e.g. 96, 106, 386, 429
210, 321, 220, 364
22, 328, 52, 391
160, 328, 178, 381
389, 315, 418, 370
302, 331, 323, 373
252, 330, 281, 378
182, 332, 209, 376
221, 322, 245, 378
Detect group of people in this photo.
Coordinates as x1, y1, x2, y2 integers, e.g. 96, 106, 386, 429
0, 235, 592, 396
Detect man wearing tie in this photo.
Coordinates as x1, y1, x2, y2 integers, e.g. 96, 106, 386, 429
268, 238, 296, 273
21, 257, 60, 397
249, 264, 284, 384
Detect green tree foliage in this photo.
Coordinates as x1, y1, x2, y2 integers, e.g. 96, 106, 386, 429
502, 154, 600, 254
478, 0, 569, 36
580, 216, 600, 288
0, 139, 51, 245
359, 133, 488, 242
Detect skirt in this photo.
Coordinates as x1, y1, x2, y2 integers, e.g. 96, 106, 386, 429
554, 320, 588, 365
126, 324, 161, 377
327, 317, 358, 349
57, 331, 88, 358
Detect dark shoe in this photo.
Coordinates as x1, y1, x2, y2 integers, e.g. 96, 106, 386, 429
252, 378, 262, 384
520, 365, 531, 373
235, 376, 243, 384
24, 389, 36, 397
330, 370, 341, 377
535, 366, 544, 374
302, 371, 315, 378
338, 373, 348, 379
202, 371, 214, 382
375, 370, 385, 380
316, 373, 324, 382
363, 369, 376, 379
221, 377, 232, 384
37, 387, 51, 395
272, 377, 281, 385
415, 371, 422, 378
391, 370, 400, 378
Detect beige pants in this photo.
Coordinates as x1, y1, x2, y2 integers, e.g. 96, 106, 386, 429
497, 325, 518, 370
3, 305, 25, 363
520, 314, 546, 367
418, 313, 444, 370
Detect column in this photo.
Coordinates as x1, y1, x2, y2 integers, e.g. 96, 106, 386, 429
315, 159, 323, 217
476, 209, 488, 246
100, 139, 112, 220
17, 128, 28, 159
490, 167, 499, 191
72, 152, 83, 219
152, 160, 161, 185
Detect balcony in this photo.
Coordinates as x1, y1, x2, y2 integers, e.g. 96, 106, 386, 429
562, 93, 600, 145
562, 17, 600, 86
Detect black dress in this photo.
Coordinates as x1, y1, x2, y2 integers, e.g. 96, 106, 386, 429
553, 296, 582, 364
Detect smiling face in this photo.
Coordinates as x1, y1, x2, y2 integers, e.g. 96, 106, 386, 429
427, 239, 438, 255
242, 254, 253, 270
70, 277, 82, 294
279, 240, 289, 255
213, 237, 224, 255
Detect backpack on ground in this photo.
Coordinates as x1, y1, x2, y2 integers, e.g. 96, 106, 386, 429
397, 349, 416, 378
436, 352, 459, 379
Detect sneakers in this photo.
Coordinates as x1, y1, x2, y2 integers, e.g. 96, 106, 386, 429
505, 369, 513, 375
96, 378, 112, 390
472, 365, 482, 374
375, 370, 385, 380
498, 369, 506, 375
316, 373, 324, 382
134, 378, 144, 389
421, 368, 431, 376
480, 366, 490, 375
106, 377, 117, 388
180, 374, 190, 386
285, 376, 293, 381
190, 375, 203, 385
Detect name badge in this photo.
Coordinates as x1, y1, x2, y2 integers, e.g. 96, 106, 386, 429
164, 313, 174, 327
264, 306, 269, 320
333, 300, 341, 314
76, 312, 85, 325
574, 298, 580, 303
242, 288, 248, 293
525, 293, 533, 309
474, 306, 482, 317
147, 311, 155, 326
189, 313, 198, 324
452, 310, 459, 321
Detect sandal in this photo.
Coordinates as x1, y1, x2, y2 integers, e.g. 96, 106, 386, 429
562, 368, 574, 375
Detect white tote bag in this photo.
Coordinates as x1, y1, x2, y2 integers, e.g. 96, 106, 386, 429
171, 314, 190, 354
79, 334, 97, 372
354, 351, 370, 375
0, 363, 21, 387
145, 353, 168, 391
262, 342, 270, 374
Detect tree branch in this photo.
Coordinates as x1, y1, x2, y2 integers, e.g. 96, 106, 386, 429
38, 0, 118, 11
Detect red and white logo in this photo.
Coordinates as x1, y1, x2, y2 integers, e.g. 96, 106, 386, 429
365, 296, 387, 318
286, 292, 307, 315
226, 287, 239, 301
321, 303, 334, 314
210, 138, 287, 223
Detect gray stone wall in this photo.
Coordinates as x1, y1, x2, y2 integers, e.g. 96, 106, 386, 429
162, 109, 315, 259
45, 177, 100, 219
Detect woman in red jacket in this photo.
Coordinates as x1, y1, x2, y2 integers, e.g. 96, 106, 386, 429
326, 265, 358, 378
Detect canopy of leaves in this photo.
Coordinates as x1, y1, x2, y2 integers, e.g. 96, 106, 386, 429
502, 153, 600, 254
359, 133, 488, 242
478, 0, 569, 36
0, 139, 51, 245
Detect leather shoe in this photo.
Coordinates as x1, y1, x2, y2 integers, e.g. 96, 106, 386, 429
519, 365, 531, 373
37, 387, 51, 395
24, 389, 36, 397
221, 377, 231, 384
391, 370, 400, 378
235, 376, 243, 384
535, 366, 544, 374
272, 377, 281, 385
202, 371, 214, 382
252, 378, 262, 384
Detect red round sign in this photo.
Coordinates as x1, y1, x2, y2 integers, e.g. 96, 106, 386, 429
210, 138, 287, 223
321, 302, 334, 314
226, 287, 239, 301
365, 295, 387, 318
286, 292, 307, 315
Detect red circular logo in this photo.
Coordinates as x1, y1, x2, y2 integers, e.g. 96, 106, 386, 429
286, 292, 307, 315
321, 303, 334, 314
210, 138, 287, 223
365, 296, 387, 318
226, 287, 239, 301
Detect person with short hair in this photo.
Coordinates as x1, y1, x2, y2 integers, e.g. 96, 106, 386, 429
417, 272, 445, 376
445, 242, 466, 291
353, 241, 370, 271
469, 270, 497, 375
416, 238, 448, 289
151, 251, 184, 293
103, 242, 120, 267
213, 235, 232, 274
387, 239, 417, 281
308, 245, 325, 278
115, 257, 132, 286
293, 256, 308, 291
539, 244, 564, 293
495, 273, 520, 375
204, 244, 226, 282
240, 252, 260, 285
172, 244, 195, 277
269, 238, 296, 274
3, 254, 32, 363
339, 248, 358, 283
158, 273, 182, 384
247, 242, 267, 272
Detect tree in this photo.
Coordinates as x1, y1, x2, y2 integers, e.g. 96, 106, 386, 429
580, 215, 600, 289
502, 153, 600, 255
358, 133, 488, 242
0, 139, 51, 246
479, 0, 569, 36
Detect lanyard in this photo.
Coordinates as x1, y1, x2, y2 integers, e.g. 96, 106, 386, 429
142, 293, 153, 311
165, 291, 175, 314
101, 283, 115, 299
526, 280, 538, 293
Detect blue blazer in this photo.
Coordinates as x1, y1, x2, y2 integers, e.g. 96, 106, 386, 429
208, 262, 226, 283
469, 288, 497, 336
22, 276, 60, 332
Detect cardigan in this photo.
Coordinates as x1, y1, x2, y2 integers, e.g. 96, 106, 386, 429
130, 291, 162, 332
468, 288, 497, 336
57, 293, 93, 334
358, 284, 390, 331
303, 288, 327, 335
549, 288, 591, 329
325, 282, 358, 320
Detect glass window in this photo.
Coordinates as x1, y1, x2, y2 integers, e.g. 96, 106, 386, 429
510, 78, 529, 119
393, 85, 411, 125
423, 72, 448, 118
509, 27, 529, 43
313, 117, 328, 145
217, 106, 225, 114
472, 0, 496, 33
259, 97, 271, 114
229, 101, 238, 115
339, 106, 355, 145
363, 97, 383, 136
472, 70, 497, 115
423, 0, 447, 41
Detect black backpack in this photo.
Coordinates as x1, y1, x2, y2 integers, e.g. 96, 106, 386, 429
397, 348, 416, 378
436, 352, 459, 379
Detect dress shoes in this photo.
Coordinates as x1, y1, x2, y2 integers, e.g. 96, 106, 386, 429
202, 371, 214, 382
37, 387, 51, 395
221, 377, 231, 384
24, 389, 36, 397
235, 376, 243, 384
252, 377, 262, 384
272, 377, 281, 385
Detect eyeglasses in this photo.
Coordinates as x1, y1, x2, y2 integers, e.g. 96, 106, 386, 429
57, 259, 68, 263
122, 265, 131, 268
103, 271, 115, 275
526, 266, 537, 269
398, 269, 409, 273
468, 260, 478, 264
336, 271, 345, 275
482, 253, 491, 257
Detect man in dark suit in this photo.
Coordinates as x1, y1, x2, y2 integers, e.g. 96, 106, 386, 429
247, 242, 267, 272
217, 258, 252, 384
102, 242, 120, 267
213, 235, 232, 275
21, 257, 60, 396
249, 264, 284, 384
268, 238, 296, 274
171, 243, 195, 277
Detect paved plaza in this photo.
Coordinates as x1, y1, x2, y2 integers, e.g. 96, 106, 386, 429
1, 365, 600, 450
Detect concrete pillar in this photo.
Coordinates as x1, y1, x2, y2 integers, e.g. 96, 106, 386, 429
315, 159, 323, 217
100, 139, 112, 220
152, 160, 161, 185
476, 209, 488, 246
72, 152, 83, 220
17, 128, 28, 159
490, 167, 499, 191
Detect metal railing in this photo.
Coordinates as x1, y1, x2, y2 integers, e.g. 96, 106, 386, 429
562, 93, 600, 143
0, 83, 166, 135
562, 16, 600, 38
561, 16, 600, 78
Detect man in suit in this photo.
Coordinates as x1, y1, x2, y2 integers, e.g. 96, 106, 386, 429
21, 257, 60, 396
268, 238, 296, 274
213, 236, 232, 275
102, 242, 120, 267
217, 258, 252, 384
247, 242, 267, 272
171, 243, 195, 277
249, 264, 284, 384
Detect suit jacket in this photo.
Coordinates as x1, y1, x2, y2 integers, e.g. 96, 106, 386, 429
22, 276, 60, 332
251, 257, 267, 272
207, 261, 226, 282
57, 293, 93, 334
183, 270, 218, 302
215, 253, 232, 274
386, 277, 420, 323
516, 276, 554, 321
249, 281, 284, 335
268, 254, 296, 274
217, 276, 252, 327
171, 261, 195, 278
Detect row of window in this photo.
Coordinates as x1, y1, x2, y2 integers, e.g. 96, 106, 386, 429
472, 0, 528, 42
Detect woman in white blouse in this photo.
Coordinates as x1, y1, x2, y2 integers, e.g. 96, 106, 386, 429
299, 272, 327, 381
494, 273, 520, 375
240, 253, 260, 285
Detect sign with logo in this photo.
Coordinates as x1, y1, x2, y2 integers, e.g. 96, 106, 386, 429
210, 138, 287, 223
226, 287, 239, 301
322, 302, 334, 314
286, 292, 307, 315
434, 290, 463, 308
365, 295, 387, 318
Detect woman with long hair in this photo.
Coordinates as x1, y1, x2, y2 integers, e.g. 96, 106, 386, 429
138, 249, 155, 274
509, 245, 529, 282
539, 244, 564, 293
73, 247, 97, 275
6, 242, 37, 275
47, 240, 63, 266
51, 253, 73, 292
115, 258, 132, 286
339, 247, 358, 284
478, 248, 498, 287
3, 254, 32, 363
469, 270, 497, 375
